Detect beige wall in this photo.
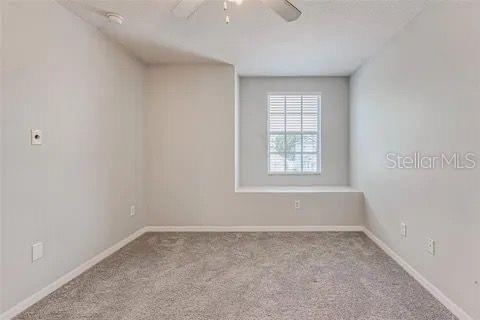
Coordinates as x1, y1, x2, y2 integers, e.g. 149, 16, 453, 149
145, 65, 363, 227
0, 0, 4, 312
239, 76, 349, 187
1, 2, 146, 312
350, 3, 480, 318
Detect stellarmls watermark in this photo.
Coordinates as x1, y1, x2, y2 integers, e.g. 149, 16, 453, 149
386, 152, 476, 169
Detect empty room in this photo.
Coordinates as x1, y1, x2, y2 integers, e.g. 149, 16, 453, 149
1, 0, 479, 319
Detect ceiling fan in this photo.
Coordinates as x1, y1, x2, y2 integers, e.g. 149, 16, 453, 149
172, 0, 302, 23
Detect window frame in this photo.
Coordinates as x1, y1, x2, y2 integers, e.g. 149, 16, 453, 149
267, 92, 322, 175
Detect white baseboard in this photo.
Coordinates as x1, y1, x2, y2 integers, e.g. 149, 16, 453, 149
362, 227, 473, 320
144, 225, 364, 232
1, 227, 147, 320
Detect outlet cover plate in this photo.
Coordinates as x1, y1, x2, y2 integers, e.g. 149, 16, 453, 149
32, 242, 43, 261
427, 238, 435, 255
294, 200, 301, 209
400, 222, 407, 237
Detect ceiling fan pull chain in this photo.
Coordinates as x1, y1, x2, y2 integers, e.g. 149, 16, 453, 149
172, 0, 300, 22
224, 1, 230, 24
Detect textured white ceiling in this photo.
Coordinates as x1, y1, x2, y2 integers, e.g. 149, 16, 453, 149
62, 0, 427, 76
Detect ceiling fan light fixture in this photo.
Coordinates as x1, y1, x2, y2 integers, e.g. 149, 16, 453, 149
105, 12, 125, 25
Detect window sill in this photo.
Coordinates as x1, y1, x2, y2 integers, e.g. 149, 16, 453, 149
267, 172, 322, 176
235, 186, 362, 193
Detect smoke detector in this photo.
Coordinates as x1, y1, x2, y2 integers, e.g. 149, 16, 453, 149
105, 12, 124, 25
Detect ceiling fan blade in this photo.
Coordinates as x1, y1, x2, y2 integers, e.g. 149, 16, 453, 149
260, 0, 302, 22
59, 1, 109, 18
172, 0, 206, 19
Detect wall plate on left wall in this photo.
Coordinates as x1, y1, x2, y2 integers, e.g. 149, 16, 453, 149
31, 129, 42, 145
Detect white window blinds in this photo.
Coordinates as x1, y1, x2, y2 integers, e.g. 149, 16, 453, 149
268, 94, 321, 174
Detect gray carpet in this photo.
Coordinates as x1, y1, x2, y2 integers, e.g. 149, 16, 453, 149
16, 232, 455, 320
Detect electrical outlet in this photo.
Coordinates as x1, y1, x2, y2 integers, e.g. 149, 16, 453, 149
400, 222, 407, 238
426, 238, 435, 255
32, 242, 43, 262
130, 205, 136, 216
294, 200, 301, 210
31, 129, 42, 145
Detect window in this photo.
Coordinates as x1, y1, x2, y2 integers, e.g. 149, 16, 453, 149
268, 94, 321, 174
